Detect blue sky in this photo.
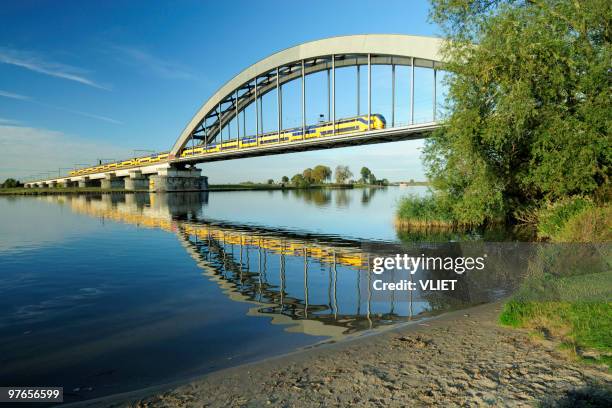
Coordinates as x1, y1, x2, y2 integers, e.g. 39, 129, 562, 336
0, 0, 442, 182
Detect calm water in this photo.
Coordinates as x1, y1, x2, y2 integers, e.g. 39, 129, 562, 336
0, 187, 525, 403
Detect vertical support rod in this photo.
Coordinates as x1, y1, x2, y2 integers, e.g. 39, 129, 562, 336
235, 89, 240, 140
259, 95, 263, 134
204, 119, 207, 151
367, 53, 371, 130
279, 83, 283, 132
433, 67, 437, 121
327, 68, 330, 121
410, 57, 415, 125
331, 54, 335, 135
301, 60, 305, 140
218, 103, 222, 145
276, 67, 281, 143
391, 63, 395, 127
255, 77, 259, 145
357, 63, 360, 116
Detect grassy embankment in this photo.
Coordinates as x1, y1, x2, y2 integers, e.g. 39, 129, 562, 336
395, 195, 486, 229
396, 194, 611, 369
499, 199, 612, 369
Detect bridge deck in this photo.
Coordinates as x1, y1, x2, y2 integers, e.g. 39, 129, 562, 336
25, 122, 440, 185
176, 122, 440, 164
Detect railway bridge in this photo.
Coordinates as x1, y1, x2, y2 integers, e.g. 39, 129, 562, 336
25, 34, 445, 191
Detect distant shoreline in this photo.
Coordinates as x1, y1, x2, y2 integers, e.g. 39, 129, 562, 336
0, 187, 148, 196
0, 183, 430, 196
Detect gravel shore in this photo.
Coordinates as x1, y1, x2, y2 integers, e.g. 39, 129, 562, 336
78, 301, 611, 407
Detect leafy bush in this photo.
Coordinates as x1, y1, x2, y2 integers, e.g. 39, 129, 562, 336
1, 178, 22, 188
554, 205, 612, 243
537, 197, 594, 239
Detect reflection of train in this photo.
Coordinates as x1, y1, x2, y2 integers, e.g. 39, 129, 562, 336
66, 195, 367, 269
69, 114, 386, 176
182, 224, 366, 268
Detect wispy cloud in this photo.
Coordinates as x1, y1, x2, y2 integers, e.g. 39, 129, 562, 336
0, 89, 30, 101
0, 125, 131, 181
0, 117, 22, 126
54, 106, 122, 125
0, 46, 109, 90
0, 88, 121, 125
110, 45, 196, 80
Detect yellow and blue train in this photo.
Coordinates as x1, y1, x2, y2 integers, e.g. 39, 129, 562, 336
70, 114, 386, 176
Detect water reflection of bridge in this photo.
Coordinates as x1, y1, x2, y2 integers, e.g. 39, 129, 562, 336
40, 192, 517, 340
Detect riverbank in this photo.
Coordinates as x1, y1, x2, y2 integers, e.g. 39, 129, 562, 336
207, 183, 354, 192
0, 183, 368, 195
0, 187, 148, 195
75, 301, 611, 407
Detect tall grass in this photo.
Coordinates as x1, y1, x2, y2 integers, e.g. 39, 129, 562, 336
395, 195, 458, 228
553, 205, 612, 243
500, 300, 612, 368
499, 243, 612, 369
536, 197, 593, 239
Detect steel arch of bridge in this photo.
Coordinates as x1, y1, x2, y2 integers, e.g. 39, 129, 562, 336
170, 34, 445, 159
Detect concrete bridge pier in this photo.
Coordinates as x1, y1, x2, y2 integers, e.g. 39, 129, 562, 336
101, 174, 124, 189
78, 178, 101, 188
148, 167, 208, 192
124, 171, 149, 191
47, 181, 57, 188
60, 180, 77, 188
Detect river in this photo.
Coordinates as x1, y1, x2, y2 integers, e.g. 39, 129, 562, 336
0, 187, 527, 403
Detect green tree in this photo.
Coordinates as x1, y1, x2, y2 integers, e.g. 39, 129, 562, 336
312, 165, 332, 183
302, 168, 314, 184
1, 178, 21, 188
368, 173, 377, 185
334, 165, 353, 184
291, 174, 309, 187
267, 179, 274, 185
281, 176, 289, 183
360, 167, 372, 183
425, 0, 610, 225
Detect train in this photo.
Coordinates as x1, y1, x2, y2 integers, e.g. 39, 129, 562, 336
70, 114, 386, 176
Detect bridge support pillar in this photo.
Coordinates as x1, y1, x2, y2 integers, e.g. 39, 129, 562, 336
101, 175, 124, 189
60, 180, 77, 188
148, 167, 208, 192
124, 171, 149, 191
78, 178, 100, 188
47, 181, 57, 188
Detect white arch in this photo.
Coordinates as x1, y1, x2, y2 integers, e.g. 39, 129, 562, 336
170, 34, 445, 157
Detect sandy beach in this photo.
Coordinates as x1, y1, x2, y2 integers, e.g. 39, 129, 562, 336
74, 301, 611, 407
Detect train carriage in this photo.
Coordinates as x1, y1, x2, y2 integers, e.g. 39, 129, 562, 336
69, 114, 385, 176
